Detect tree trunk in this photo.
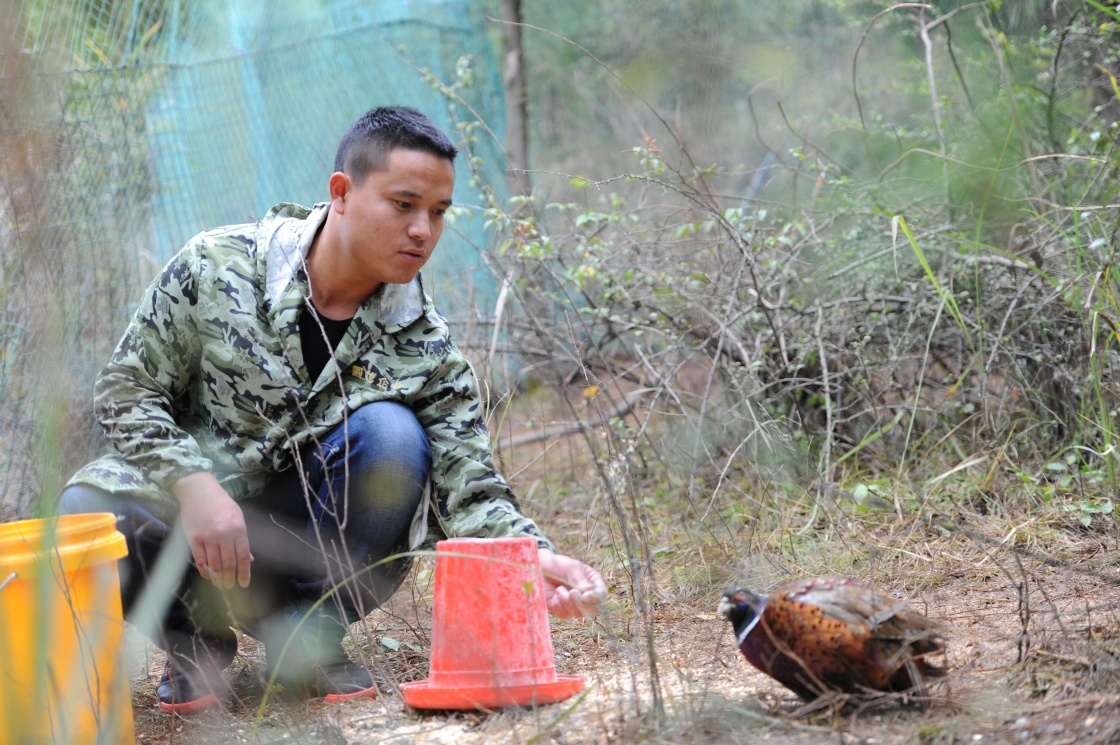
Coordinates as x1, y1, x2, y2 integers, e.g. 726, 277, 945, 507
501, 0, 530, 197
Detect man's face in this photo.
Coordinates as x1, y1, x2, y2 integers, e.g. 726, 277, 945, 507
332, 147, 455, 289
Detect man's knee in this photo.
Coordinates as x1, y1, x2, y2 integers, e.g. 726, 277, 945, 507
56, 485, 176, 619
348, 401, 429, 447
58, 484, 115, 515
343, 401, 431, 483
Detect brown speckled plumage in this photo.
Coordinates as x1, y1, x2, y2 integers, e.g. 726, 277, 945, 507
718, 575, 945, 701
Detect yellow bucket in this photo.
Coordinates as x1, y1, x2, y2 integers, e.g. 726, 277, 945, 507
0, 513, 134, 745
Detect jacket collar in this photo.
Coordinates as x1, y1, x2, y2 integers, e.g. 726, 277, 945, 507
262, 201, 427, 330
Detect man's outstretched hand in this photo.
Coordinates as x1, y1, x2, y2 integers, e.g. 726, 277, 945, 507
172, 471, 253, 589
538, 548, 607, 619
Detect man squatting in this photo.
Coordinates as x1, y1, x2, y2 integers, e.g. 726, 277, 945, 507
58, 106, 607, 712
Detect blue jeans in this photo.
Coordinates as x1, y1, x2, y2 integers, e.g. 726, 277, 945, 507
59, 401, 430, 658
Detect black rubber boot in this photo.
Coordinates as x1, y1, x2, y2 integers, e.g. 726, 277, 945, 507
261, 607, 377, 702
157, 630, 237, 713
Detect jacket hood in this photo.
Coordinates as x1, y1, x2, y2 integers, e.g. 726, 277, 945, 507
261, 201, 426, 329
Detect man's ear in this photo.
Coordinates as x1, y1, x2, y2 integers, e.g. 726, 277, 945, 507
328, 172, 350, 212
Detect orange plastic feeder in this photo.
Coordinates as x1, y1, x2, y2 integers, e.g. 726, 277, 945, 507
400, 537, 584, 709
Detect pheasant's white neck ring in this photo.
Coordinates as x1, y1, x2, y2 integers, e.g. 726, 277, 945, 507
737, 596, 768, 646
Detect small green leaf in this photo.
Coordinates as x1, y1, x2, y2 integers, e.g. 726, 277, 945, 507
1083, 499, 1113, 515
380, 636, 400, 651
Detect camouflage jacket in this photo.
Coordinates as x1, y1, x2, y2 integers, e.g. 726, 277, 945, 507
67, 202, 552, 551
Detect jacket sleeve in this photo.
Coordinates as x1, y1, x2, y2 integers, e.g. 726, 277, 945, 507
413, 346, 554, 550
93, 244, 213, 491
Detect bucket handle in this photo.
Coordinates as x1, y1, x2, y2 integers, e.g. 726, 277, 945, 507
0, 571, 15, 593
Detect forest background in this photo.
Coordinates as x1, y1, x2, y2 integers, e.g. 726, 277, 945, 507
3, 1, 1120, 743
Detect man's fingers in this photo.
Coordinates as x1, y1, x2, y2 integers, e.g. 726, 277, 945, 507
173, 473, 249, 589
547, 588, 576, 619
560, 590, 583, 619
218, 542, 238, 589
202, 544, 223, 586
191, 548, 208, 578
236, 538, 253, 589
558, 570, 606, 616
192, 537, 250, 589
538, 549, 607, 619
547, 587, 600, 620
583, 585, 607, 611
575, 589, 603, 616
568, 588, 602, 618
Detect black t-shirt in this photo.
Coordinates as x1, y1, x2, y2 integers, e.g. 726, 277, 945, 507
299, 302, 352, 383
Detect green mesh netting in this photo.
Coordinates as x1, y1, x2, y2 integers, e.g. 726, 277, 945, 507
0, 0, 510, 518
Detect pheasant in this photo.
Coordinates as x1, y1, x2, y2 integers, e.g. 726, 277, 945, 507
718, 575, 945, 701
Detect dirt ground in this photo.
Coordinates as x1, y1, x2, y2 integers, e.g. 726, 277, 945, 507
125, 521, 1120, 745
115, 385, 1120, 743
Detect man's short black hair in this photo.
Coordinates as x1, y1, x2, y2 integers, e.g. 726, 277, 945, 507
334, 106, 458, 184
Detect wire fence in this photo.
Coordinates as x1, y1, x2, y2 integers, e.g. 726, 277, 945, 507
0, 0, 512, 519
